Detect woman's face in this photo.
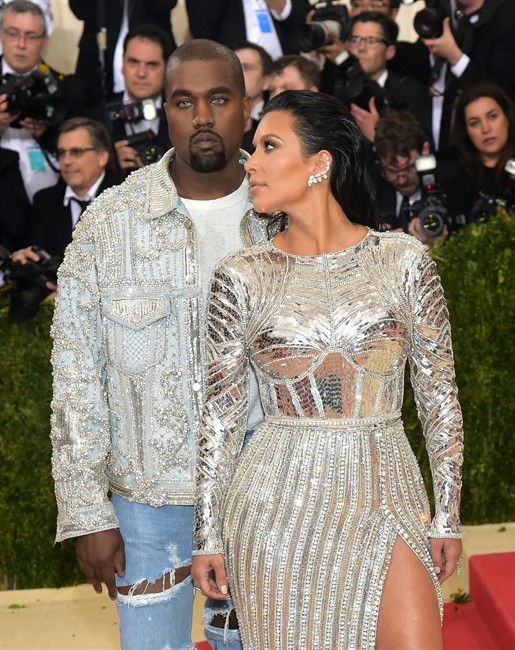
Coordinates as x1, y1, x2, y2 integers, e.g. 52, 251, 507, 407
244, 110, 317, 214
464, 97, 509, 163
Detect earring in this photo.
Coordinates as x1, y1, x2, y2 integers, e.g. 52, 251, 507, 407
307, 156, 331, 187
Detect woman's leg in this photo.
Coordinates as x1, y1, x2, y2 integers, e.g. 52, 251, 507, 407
376, 535, 443, 650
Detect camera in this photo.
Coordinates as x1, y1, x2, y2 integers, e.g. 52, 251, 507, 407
333, 59, 391, 112
469, 157, 515, 222
106, 98, 159, 124
294, 0, 350, 52
0, 245, 62, 323
409, 0, 464, 40
0, 70, 67, 126
126, 130, 165, 166
404, 155, 449, 237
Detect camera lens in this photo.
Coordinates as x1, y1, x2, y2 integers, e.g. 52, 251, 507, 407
414, 8, 444, 39
419, 208, 444, 237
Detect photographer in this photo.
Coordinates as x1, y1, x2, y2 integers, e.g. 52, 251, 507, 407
393, 0, 515, 151
108, 24, 172, 176
322, 13, 432, 146
268, 53, 320, 98
11, 117, 119, 273
371, 110, 463, 245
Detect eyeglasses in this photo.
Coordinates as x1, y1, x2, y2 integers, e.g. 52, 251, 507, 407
382, 162, 417, 180
1, 28, 45, 43
56, 147, 96, 160
351, 0, 389, 9
348, 35, 390, 48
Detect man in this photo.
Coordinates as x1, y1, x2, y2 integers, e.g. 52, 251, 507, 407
69, 0, 177, 101
186, 0, 311, 59
371, 110, 466, 245
268, 53, 320, 99
0, 0, 93, 199
234, 40, 273, 151
109, 24, 172, 175
12, 117, 119, 264
326, 13, 432, 146
50, 39, 269, 650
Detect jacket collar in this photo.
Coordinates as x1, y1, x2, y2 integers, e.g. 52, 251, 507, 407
142, 148, 251, 220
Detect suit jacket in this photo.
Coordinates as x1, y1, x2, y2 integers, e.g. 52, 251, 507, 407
70, 0, 177, 101
0, 148, 31, 251
186, 0, 311, 55
27, 171, 121, 255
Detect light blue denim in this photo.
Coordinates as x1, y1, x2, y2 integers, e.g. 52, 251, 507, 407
112, 495, 195, 650
112, 495, 243, 650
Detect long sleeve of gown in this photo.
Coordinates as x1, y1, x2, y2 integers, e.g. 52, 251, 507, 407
193, 263, 250, 554
407, 244, 463, 538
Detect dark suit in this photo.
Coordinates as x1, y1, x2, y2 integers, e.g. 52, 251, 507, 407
186, 0, 311, 55
390, 0, 515, 150
0, 148, 31, 251
69, 0, 177, 101
27, 172, 121, 255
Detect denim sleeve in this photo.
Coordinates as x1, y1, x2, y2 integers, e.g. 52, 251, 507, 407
50, 212, 118, 542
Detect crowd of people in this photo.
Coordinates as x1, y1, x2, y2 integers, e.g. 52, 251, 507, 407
0, 0, 512, 648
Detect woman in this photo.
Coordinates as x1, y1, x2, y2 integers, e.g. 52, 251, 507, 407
450, 82, 515, 221
192, 91, 463, 649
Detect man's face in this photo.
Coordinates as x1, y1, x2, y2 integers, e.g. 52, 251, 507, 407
0, 10, 47, 74
57, 128, 109, 197
235, 48, 268, 103
268, 65, 313, 99
350, 0, 396, 17
379, 149, 420, 197
348, 22, 395, 81
164, 59, 250, 173
122, 37, 165, 101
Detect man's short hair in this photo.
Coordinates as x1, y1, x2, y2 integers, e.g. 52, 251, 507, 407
58, 117, 112, 153
123, 23, 172, 62
270, 55, 321, 90
351, 11, 399, 45
374, 111, 425, 163
0, 0, 46, 35
233, 40, 273, 76
166, 39, 246, 96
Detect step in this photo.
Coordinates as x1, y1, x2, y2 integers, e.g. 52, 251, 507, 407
469, 552, 515, 649
443, 601, 501, 650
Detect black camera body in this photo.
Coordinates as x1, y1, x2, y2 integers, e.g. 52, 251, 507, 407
469, 157, 515, 222
404, 155, 449, 237
106, 98, 164, 166
295, 0, 350, 52
0, 245, 62, 322
333, 59, 389, 113
0, 70, 66, 126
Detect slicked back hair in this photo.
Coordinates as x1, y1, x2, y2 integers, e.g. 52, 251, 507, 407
165, 39, 245, 97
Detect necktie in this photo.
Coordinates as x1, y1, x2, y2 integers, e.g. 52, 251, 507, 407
70, 197, 90, 215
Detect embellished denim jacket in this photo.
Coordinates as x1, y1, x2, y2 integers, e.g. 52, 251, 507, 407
51, 148, 269, 542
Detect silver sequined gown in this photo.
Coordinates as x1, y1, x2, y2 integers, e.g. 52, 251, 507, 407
193, 230, 463, 649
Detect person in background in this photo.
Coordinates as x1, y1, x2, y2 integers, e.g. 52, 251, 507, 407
69, 0, 177, 102
234, 40, 273, 152
267, 53, 320, 99
192, 89, 463, 650
447, 81, 515, 221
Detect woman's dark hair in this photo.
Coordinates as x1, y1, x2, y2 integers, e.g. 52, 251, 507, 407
261, 90, 379, 229
452, 82, 515, 185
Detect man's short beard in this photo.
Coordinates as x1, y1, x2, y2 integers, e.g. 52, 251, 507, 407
190, 150, 227, 173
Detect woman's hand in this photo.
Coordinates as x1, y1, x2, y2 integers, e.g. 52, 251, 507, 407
430, 537, 463, 583
191, 553, 229, 600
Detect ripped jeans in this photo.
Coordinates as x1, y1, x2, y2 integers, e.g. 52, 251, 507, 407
112, 494, 242, 650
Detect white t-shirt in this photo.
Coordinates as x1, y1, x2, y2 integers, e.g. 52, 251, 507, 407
181, 176, 264, 431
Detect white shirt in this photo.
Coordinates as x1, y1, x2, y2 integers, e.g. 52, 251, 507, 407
63, 171, 106, 228
242, 0, 292, 60
112, 0, 129, 94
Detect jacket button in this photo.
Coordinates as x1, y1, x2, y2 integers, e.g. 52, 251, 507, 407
185, 274, 194, 284
184, 218, 192, 229
192, 382, 201, 391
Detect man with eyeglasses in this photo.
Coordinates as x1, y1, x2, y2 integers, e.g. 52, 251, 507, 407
11, 117, 120, 275
370, 110, 462, 245
0, 0, 95, 200
322, 12, 432, 147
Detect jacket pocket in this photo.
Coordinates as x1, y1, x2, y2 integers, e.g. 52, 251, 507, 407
102, 294, 171, 374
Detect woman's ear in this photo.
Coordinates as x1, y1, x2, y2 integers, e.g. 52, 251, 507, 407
312, 150, 332, 175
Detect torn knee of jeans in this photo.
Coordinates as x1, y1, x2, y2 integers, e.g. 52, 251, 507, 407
117, 565, 192, 605
204, 602, 239, 630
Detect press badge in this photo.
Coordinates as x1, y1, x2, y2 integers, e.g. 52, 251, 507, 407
28, 146, 46, 171
256, 9, 272, 33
